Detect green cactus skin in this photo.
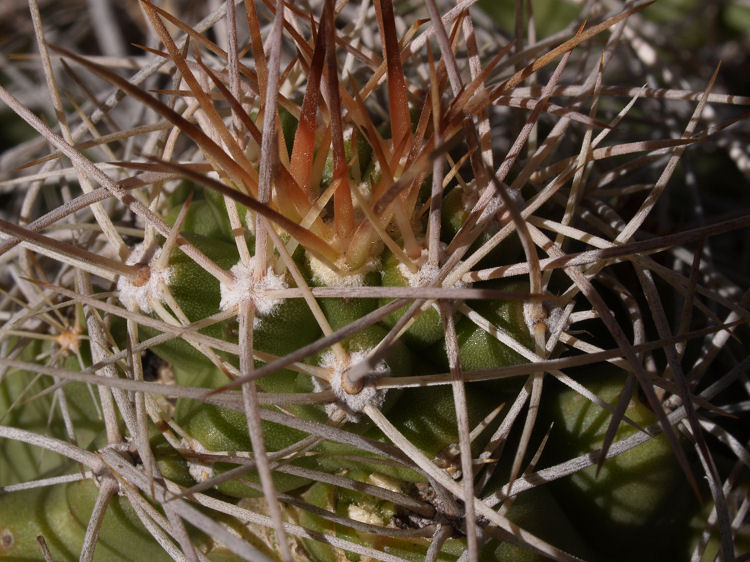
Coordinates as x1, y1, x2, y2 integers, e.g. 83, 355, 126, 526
1, 351, 105, 487
479, 486, 594, 562
379, 251, 444, 349
0, 480, 172, 561
440, 186, 522, 270
130, 233, 241, 369
176, 401, 319, 498
544, 366, 687, 561
427, 281, 534, 382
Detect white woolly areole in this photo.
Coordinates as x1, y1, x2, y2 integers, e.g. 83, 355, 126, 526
398, 258, 440, 289
244, 210, 256, 235
543, 303, 566, 335
117, 243, 172, 313
219, 259, 287, 318
478, 184, 524, 222
478, 192, 502, 223
397, 246, 467, 289
314, 349, 388, 422
309, 254, 380, 287
523, 301, 566, 337
181, 437, 213, 483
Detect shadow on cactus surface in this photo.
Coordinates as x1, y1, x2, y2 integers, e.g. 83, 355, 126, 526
1, 0, 750, 560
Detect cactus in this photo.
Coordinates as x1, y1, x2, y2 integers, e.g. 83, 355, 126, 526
1, 0, 749, 560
